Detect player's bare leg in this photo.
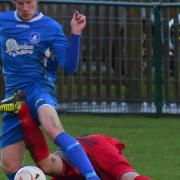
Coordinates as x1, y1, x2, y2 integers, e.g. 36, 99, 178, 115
0, 92, 64, 176
1, 142, 25, 178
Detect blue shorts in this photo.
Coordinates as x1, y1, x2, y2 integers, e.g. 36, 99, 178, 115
0, 82, 57, 148
25, 83, 57, 121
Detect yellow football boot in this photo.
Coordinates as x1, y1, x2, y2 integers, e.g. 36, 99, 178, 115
0, 90, 24, 113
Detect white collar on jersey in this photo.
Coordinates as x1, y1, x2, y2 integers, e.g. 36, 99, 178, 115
14, 11, 44, 22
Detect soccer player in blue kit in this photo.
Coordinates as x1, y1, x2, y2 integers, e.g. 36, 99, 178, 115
0, 0, 100, 179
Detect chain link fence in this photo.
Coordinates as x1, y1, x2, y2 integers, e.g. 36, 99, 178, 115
0, 1, 180, 115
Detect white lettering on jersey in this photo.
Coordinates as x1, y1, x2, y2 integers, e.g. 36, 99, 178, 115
16, 24, 30, 28
6, 39, 33, 57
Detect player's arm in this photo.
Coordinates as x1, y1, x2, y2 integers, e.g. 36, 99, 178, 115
71, 11, 86, 35
51, 11, 86, 74
65, 11, 86, 73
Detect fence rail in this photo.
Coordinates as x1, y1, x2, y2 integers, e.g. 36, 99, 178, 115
0, 1, 180, 115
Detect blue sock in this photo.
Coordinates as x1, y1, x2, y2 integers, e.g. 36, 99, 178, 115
7, 172, 16, 180
54, 132, 100, 180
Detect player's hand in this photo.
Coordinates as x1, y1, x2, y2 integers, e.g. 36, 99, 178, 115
71, 11, 86, 35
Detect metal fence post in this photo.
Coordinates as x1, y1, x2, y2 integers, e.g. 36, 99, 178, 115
153, 5, 163, 117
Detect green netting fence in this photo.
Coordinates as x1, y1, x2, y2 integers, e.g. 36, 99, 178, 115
0, 1, 180, 116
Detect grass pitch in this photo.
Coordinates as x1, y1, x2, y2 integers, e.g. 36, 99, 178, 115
1, 114, 180, 179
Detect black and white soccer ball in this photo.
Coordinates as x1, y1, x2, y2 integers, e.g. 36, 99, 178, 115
14, 166, 46, 180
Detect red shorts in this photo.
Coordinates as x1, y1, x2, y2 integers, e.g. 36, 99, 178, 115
77, 134, 135, 180
52, 134, 135, 180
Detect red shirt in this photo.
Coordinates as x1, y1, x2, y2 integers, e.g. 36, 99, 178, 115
51, 134, 135, 180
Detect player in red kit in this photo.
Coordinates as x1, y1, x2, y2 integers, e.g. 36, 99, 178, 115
0, 92, 152, 180
51, 134, 152, 180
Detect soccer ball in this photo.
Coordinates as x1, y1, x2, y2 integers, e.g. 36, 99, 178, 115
14, 166, 46, 180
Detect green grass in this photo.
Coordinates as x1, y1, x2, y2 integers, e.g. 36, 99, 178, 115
1, 114, 180, 179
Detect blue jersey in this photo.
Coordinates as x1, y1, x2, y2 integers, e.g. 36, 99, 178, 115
43, 48, 58, 84
0, 11, 80, 94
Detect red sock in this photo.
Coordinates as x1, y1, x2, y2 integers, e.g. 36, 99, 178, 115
135, 176, 152, 180
18, 103, 49, 161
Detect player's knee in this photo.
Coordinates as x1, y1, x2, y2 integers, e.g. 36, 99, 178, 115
36, 154, 64, 176
1, 159, 20, 174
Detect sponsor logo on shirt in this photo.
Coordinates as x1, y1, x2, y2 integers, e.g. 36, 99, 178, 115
29, 32, 40, 44
6, 39, 33, 57
16, 24, 30, 28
